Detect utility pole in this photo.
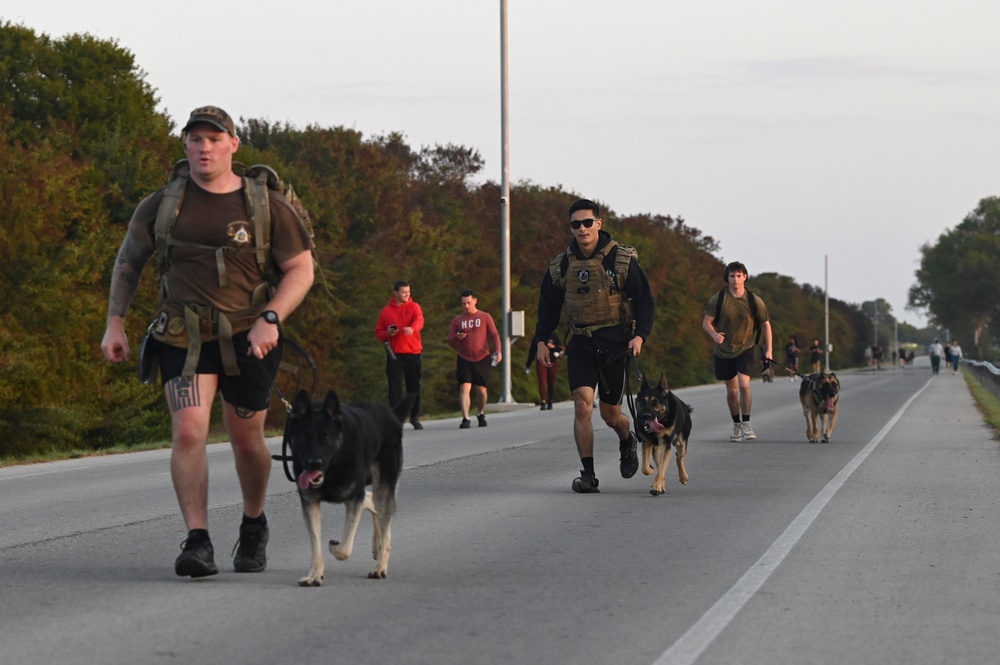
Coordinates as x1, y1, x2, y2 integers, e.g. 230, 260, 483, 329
824, 255, 830, 372
498, 0, 514, 402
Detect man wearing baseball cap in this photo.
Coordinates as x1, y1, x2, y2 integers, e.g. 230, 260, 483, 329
101, 106, 315, 579
182, 105, 236, 136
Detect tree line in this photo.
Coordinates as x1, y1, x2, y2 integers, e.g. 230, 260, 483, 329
0, 23, 929, 459
910, 196, 1000, 357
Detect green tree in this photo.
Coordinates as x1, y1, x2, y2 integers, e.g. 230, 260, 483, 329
909, 197, 1000, 356
0, 22, 175, 224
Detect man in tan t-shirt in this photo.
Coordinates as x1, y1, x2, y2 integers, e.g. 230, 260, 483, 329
101, 106, 314, 579
701, 261, 772, 443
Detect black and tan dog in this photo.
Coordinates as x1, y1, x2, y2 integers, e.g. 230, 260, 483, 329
635, 373, 693, 496
284, 388, 414, 586
798, 372, 840, 442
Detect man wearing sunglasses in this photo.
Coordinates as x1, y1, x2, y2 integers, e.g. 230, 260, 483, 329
533, 199, 654, 493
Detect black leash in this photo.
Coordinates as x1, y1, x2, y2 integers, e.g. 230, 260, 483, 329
761, 356, 812, 381
609, 347, 646, 440
270, 335, 318, 483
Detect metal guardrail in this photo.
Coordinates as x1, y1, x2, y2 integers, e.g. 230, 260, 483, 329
965, 360, 1000, 401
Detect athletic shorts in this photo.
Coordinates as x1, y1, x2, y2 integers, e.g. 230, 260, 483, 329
714, 347, 755, 381
566, 335, 630, 405
150, 332, 282, 412
456, 355, 492, 387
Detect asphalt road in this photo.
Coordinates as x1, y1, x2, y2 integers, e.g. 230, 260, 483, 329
1, 361, 998, 665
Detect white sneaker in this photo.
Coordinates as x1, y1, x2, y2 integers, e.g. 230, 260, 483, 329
730, 423, 744, 442
742, 422, 757, 440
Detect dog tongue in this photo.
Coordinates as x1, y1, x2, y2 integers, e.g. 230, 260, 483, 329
826, 398, 836, 411
298, 470, 323, 491
647, 418, 665, 433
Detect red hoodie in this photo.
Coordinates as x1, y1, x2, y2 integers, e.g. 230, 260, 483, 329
375, 297, 424, 355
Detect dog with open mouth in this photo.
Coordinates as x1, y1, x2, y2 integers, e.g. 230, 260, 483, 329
635, 373, 693, 496
284, 388, 415, 586
798, 372, 840, 442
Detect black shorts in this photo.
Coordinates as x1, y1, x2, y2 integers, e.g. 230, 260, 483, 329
456, 355, 492, 387
566, 335, 630, 405
150, 332, 282, 412
714, 347, 756, 381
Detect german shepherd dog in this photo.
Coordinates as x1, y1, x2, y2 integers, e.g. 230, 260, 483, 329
635, 373, 693, 496
284, 388, 414, 586
799, 372, 840, 442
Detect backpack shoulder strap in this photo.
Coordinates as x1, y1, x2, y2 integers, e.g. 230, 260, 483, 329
712, 288, 726, 327
154, 159, 191, 277
745, 289, 762, 344
242, 166, 273, 283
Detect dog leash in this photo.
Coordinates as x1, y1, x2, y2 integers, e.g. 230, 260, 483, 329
609, 347, 646, 441
761, 356, 811, 381
269, 335, 318, 484
271, 336, 318, 413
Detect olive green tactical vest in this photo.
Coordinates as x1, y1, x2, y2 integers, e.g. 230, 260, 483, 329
548, 240, 637, 337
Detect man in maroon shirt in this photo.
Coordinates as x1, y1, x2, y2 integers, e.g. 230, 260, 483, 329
447, 290, 502, 428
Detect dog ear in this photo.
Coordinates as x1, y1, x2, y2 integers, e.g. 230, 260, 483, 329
292, 389, 311, 418
658, 373, 669, 391
322, 390, 342, 420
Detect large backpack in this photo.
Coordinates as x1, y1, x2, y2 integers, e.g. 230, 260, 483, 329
713, 287, 762, 345
153, 159, 314, 293
150, 160, 315, 377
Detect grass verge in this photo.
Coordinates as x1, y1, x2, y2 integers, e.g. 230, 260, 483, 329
961, 367, 1000, 439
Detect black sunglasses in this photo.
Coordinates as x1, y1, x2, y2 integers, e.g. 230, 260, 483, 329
569, 217, 598, 230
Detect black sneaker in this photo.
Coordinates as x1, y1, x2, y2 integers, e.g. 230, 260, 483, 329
410, 419, 424, 430
175, 534, 219, 578
619, 432, 639, 478
477, 413, 488, 427
572, 472, 600, 493
459, 418, 471, 429
232, 523, 269, 573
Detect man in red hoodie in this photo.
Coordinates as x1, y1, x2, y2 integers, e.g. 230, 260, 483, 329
375, 280, 425, 429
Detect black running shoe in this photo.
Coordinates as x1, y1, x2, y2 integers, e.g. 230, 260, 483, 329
232, 523, 269, 573
477, 413, 488, 427
175, 535, 219, 578
459, 418, 471, 429
571, 472, 600, 493
410, 419, 424, 430
619, 432, 639, 478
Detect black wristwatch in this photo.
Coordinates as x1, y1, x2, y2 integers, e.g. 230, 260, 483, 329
259, 310, 280, 325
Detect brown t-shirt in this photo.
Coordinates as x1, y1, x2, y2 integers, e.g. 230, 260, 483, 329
128, 178, 313, 313
703, 290, 769, 359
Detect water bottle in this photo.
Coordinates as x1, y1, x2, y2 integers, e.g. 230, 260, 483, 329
491, 352, 499, 367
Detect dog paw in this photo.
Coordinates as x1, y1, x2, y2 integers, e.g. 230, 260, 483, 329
679, 474, 689, 485
641, 464, 654, 476
821, 436, 830, 443
368, 569, 387, 579
298, 574, 324, 587
649, 487, 665, 496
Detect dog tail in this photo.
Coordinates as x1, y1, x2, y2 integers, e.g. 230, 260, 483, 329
391, 393, 418, 424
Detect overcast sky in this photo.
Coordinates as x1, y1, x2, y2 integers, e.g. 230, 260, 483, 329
10, 0, 1000, 330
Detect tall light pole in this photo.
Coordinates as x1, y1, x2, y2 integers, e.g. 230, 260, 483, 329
498, 0, 513, 402
824, 255, 830, 372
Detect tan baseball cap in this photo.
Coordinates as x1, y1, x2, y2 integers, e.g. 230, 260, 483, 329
182, 106, 236, 136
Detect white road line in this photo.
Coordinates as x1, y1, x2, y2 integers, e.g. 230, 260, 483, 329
653, 377, 934, 665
